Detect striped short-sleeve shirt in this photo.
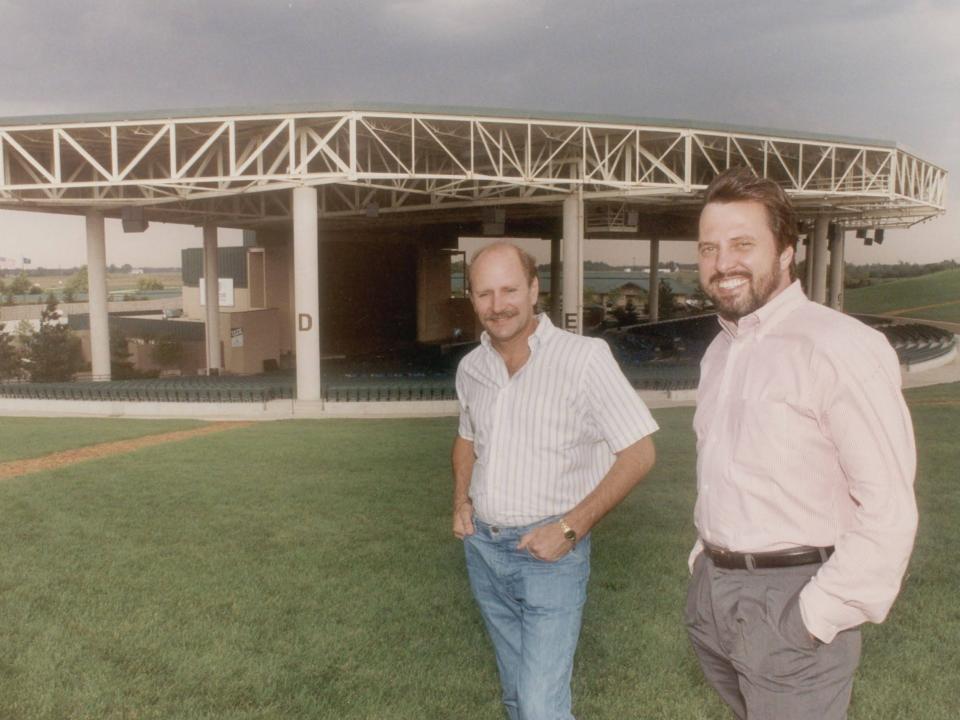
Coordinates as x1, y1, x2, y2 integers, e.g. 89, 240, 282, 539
456, 314, 659, 527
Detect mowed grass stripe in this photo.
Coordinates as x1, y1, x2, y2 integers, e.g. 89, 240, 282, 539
0, 417, 206, 464
0, 422, 251, 480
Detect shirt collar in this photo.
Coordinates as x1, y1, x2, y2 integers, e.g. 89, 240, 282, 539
480, 313, 556, 353
718, 280, 808, 339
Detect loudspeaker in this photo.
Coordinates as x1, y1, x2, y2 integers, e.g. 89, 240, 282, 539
121, 207, 149, 233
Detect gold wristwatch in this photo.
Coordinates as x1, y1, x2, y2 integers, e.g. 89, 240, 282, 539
559, 518, 577, 544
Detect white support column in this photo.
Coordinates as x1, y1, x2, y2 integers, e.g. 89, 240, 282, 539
202, 224, 223, 374
648, 238, 661, 323
811, 215, 830, 305
293, 186, 321, 401
829, 225, 846, 311
550, 235, 562, 324
85, 211, 110, 381
804, 230, 816, 296
562, 191, 584, 334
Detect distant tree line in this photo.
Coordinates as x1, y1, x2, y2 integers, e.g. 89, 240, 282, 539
0, 265, 179, 277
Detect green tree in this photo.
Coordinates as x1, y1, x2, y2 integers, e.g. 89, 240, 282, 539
657, 282, 677, 320
150, 336, 184, 369
65, 266, 89, 294
8, 272, 32, 295
15, 319, 33, 346
136, 276, 165, 291
612, 301, 641, 327
25, 299, 84, 382
0, 327, 21, 379
110, 330, 140, 380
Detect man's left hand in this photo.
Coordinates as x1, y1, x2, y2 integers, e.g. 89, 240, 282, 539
517, 523, 573, 562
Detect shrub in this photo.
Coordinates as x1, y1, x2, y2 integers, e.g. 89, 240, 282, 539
0, 328, 21, 380
25, 299, 84, 382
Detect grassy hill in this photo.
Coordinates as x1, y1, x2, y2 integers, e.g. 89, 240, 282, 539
845, 268, 960, 322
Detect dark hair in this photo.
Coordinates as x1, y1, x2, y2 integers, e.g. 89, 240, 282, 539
468, 242, 539, 287
703, 167, 799, 279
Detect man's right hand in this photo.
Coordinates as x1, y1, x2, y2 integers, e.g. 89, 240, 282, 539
453, 499, 475, 539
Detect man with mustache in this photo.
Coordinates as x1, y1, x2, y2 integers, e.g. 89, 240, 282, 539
453, 241, 658, 720
686, 167, 918, 720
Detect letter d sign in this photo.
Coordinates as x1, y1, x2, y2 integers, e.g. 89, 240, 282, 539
298, 313, 313, 332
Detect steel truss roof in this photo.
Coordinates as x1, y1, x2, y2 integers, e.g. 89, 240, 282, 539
0, 107, 946, 230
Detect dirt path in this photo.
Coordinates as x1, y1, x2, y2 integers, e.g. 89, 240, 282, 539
0, 422, 254, 481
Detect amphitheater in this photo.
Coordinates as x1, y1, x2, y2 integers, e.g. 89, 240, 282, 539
0, 103, 951, 418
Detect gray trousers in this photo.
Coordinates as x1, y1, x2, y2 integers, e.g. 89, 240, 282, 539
685, 554, 861, 720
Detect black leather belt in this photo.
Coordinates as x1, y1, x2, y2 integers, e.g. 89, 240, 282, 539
703, 541, 834, 570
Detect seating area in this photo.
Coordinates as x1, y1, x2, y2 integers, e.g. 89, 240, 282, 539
1, 315, 954, 403
0, 374, 296, 403
856, 317, 958, 366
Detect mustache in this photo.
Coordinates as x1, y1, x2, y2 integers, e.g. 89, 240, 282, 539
483, 308, 520, 322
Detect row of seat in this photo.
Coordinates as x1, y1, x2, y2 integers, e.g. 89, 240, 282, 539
0, 379, 295, 403
325, 384, 457, 402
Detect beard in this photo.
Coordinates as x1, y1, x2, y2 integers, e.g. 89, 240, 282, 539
703, 255, 782, 322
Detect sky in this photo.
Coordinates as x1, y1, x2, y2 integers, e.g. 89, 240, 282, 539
0, 0, 956, 269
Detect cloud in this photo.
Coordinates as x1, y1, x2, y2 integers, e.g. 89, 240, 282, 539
0, 0, 954, 262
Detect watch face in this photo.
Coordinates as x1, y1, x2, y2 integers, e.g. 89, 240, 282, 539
563, 528, 576, 541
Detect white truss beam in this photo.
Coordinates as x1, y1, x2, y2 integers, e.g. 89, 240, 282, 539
0, 108, 945, 229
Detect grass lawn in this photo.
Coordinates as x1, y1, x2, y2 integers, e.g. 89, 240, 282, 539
0, 389, 957, 719
845, 269, 960, 321
0, 417, 205, 463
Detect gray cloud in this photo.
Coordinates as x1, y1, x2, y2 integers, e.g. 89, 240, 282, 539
0, 0, 955, 263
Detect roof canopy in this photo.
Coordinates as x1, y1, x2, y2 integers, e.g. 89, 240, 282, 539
0, 103, 946, 231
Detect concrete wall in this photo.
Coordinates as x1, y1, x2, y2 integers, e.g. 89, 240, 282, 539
221, 308, 281, 375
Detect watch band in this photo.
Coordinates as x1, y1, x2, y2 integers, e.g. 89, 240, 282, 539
559, 518, 577, 544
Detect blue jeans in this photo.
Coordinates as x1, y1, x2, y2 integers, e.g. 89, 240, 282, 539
464, 516, 591, 720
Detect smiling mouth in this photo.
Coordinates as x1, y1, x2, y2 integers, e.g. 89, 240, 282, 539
715, 276, 749, 291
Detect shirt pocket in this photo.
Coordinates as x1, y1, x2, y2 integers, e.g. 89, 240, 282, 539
731, 398, 796, 478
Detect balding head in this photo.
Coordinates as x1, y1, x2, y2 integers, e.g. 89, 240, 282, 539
468, 242, 538, 290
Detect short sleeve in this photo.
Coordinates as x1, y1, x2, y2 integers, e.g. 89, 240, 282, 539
583, 340, 658, 452
455, 368, 475, 441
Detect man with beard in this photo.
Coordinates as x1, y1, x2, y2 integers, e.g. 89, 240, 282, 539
685, 167, 917, 720
452, 241, 658, 720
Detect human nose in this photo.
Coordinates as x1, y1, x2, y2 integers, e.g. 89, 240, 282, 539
714, 244, 737, 274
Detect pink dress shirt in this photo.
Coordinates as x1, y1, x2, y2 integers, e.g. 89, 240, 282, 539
692, 281, 917, 643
